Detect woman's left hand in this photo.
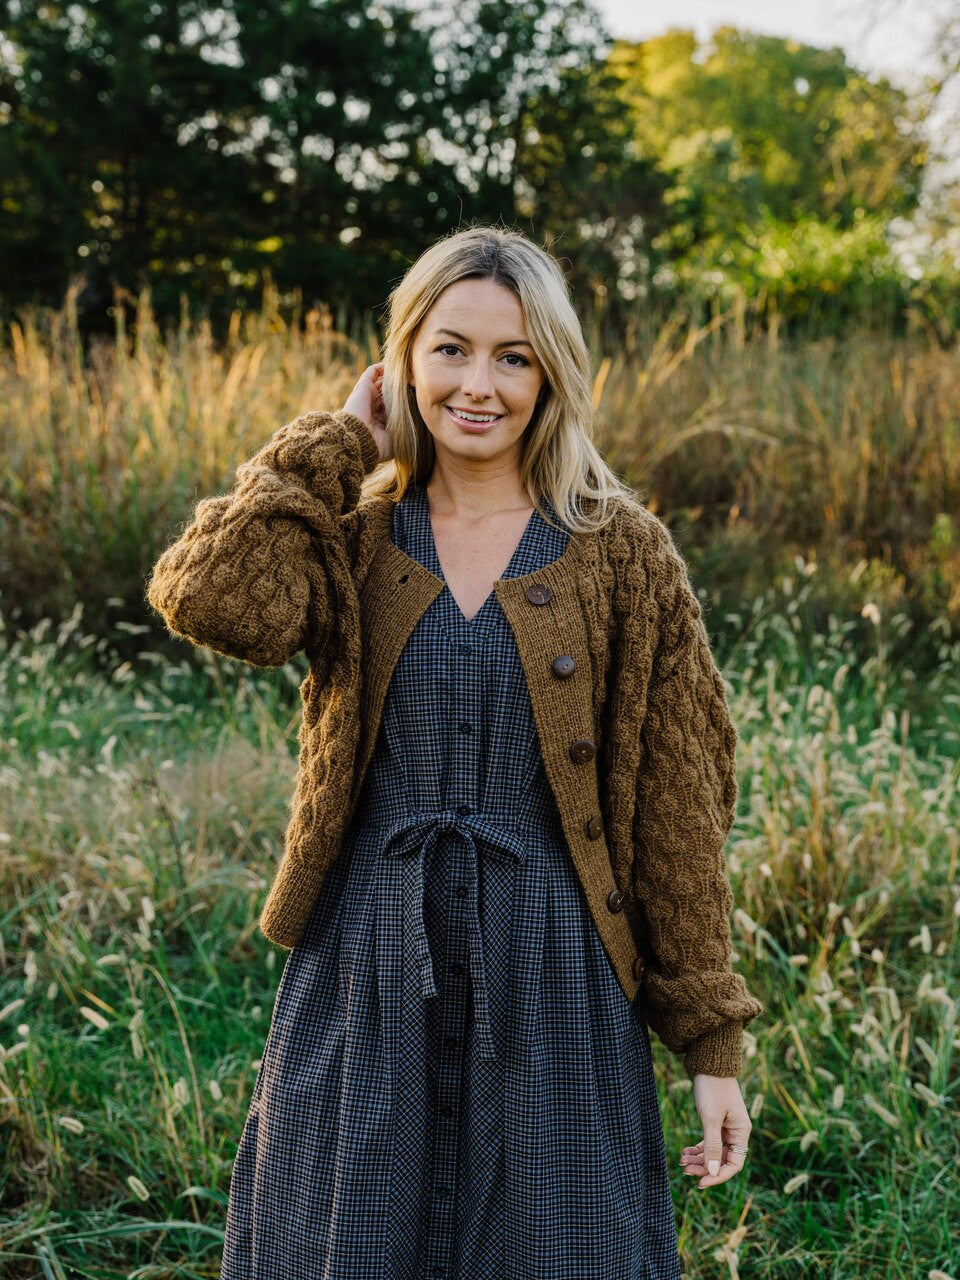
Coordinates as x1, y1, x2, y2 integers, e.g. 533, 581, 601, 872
679, 1074, 752, 1189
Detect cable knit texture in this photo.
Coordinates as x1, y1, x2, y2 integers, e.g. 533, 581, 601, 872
146, 409, 764, 1079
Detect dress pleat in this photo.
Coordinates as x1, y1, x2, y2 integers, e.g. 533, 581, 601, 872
221, 481, 682, 1280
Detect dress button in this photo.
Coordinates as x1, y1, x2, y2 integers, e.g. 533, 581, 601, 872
432, 1266, 446, 1278
455, 883, 468, 898
455, 803, 471, 815
437, 1185, 453, 1199
633, 954, 645, 981
449, 960, 465, 976
552, 654, 575, 678
458, 721, 472, 734
460, 643, 472, 655
606, 887, 625, 912
525, 583, 552, 606
440, 1104, 455, 1118
568, 737, 596, 764
585, 814, 603, 840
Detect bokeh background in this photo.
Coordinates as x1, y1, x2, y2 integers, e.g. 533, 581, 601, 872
1, 1, 958, 1276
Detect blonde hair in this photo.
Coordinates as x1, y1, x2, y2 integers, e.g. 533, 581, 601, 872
362, 223, 646, 533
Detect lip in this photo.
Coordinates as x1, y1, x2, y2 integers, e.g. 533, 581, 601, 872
445, 406, 504, 434
446, 405, 504, 420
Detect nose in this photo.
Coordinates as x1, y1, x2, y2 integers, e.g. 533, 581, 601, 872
460, 355, 494, 401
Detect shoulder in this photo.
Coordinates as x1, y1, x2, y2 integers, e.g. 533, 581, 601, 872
594, 496, 691, 586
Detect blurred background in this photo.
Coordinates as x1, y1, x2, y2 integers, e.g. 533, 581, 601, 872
3, 0, 959, 336
1, 3, 958, 1277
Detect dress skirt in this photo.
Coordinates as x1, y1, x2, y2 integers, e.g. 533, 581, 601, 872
220, 481, 682, 1280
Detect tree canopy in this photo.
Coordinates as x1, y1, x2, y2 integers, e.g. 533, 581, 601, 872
0, 2, 939, 334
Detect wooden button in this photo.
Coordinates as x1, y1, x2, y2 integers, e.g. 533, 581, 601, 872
552, 655, 575, 679
525, 583, 552, 606
632, 954, 645, 981
585, 814, 603, 840
568, 738, 596, 764
606, 888, 625, 913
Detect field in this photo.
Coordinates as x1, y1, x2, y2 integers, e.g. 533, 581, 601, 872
0, 293, 958, 1278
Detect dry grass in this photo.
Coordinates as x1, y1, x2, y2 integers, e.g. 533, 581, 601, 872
1, 286, 959, 648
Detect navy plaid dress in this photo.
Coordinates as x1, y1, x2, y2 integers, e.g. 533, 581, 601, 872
221, 481, 681, 1280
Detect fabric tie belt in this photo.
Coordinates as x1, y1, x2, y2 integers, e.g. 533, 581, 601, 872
378, 809, 527, 1062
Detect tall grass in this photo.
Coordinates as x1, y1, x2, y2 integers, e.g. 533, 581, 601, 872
1, 285, 958, 666
0, 287, 958, 1277
0, 584, 957, 1278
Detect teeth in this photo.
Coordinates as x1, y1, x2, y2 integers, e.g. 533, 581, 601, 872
449, 408, 500, 423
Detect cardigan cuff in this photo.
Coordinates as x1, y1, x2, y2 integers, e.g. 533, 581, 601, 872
337, 410, 382, 474
683, 1021, 745, 1079
258, 853, 335, 950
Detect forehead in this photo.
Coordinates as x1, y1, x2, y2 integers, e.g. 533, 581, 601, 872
420, 278, 527, 334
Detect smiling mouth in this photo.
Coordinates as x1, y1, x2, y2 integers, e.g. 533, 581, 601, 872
445, 406, 504, 424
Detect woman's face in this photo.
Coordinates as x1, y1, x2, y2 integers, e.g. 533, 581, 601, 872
408, 277, 546, 471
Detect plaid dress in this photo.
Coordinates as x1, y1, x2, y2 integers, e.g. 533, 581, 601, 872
221, 481, 682, 1280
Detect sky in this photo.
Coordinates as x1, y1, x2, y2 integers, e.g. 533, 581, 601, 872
593, 0, 946, 87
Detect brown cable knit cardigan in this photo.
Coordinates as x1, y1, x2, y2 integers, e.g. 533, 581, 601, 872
146, 409, 764, 1079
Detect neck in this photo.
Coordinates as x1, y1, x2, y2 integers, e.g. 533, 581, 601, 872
425, 458, 532, 521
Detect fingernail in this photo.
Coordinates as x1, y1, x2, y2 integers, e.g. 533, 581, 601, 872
707, 1159, 720, 1176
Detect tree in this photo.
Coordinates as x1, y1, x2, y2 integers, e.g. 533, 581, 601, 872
605, 26, 926, 326
512, 56, 668, 320
609, 27, 925, 228
0, 0, 261, 318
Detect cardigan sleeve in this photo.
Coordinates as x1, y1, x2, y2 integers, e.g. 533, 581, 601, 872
631, 535, 764, 1079
146, 410, 380, 668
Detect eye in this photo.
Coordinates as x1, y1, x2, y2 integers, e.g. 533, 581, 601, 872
503, 352, 530, 367
436, 343, 462, 356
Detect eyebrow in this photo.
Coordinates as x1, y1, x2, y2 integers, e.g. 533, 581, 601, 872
433, 328, 533, 349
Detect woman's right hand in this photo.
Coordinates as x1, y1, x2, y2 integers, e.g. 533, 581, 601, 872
343, 362, 394, 463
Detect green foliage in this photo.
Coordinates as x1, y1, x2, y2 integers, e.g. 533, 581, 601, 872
606, 26, 929, 329
0, 0, 621, 329
659, 211, 908, 328
610, 26, 925, 227
0, 591, 957, 1277
0, 6, 943, 334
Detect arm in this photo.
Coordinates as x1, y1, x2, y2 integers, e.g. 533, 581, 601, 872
145, 409, 380, 668
631, 537, 764, 1079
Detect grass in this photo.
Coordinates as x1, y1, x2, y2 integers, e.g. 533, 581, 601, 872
1, 284, 959, 667
0, 586, 957, 1279
0, 288, 958, 1277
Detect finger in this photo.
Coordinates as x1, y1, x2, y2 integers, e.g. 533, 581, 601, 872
701, 1122, 724, 1179
696, 1141, 748, 1186
701, 1156, 744, 1186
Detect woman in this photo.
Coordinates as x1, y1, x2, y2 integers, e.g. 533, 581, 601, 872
147, 225, 764, 1279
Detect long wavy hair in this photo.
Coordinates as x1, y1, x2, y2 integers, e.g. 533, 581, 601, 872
361, 223, 647, 533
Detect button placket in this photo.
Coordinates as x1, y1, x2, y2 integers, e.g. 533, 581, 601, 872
552, 654, 575, 678
569, 737, 596, 764
425, 610, 480, 1277
524, 582, 552, 606
427, 825, 467, 1274
606, 887, 625, 912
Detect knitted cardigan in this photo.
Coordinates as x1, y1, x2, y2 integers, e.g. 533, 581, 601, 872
146, 409, 764, 1079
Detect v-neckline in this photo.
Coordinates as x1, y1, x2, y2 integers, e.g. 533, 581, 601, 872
418, 484, 539, 627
